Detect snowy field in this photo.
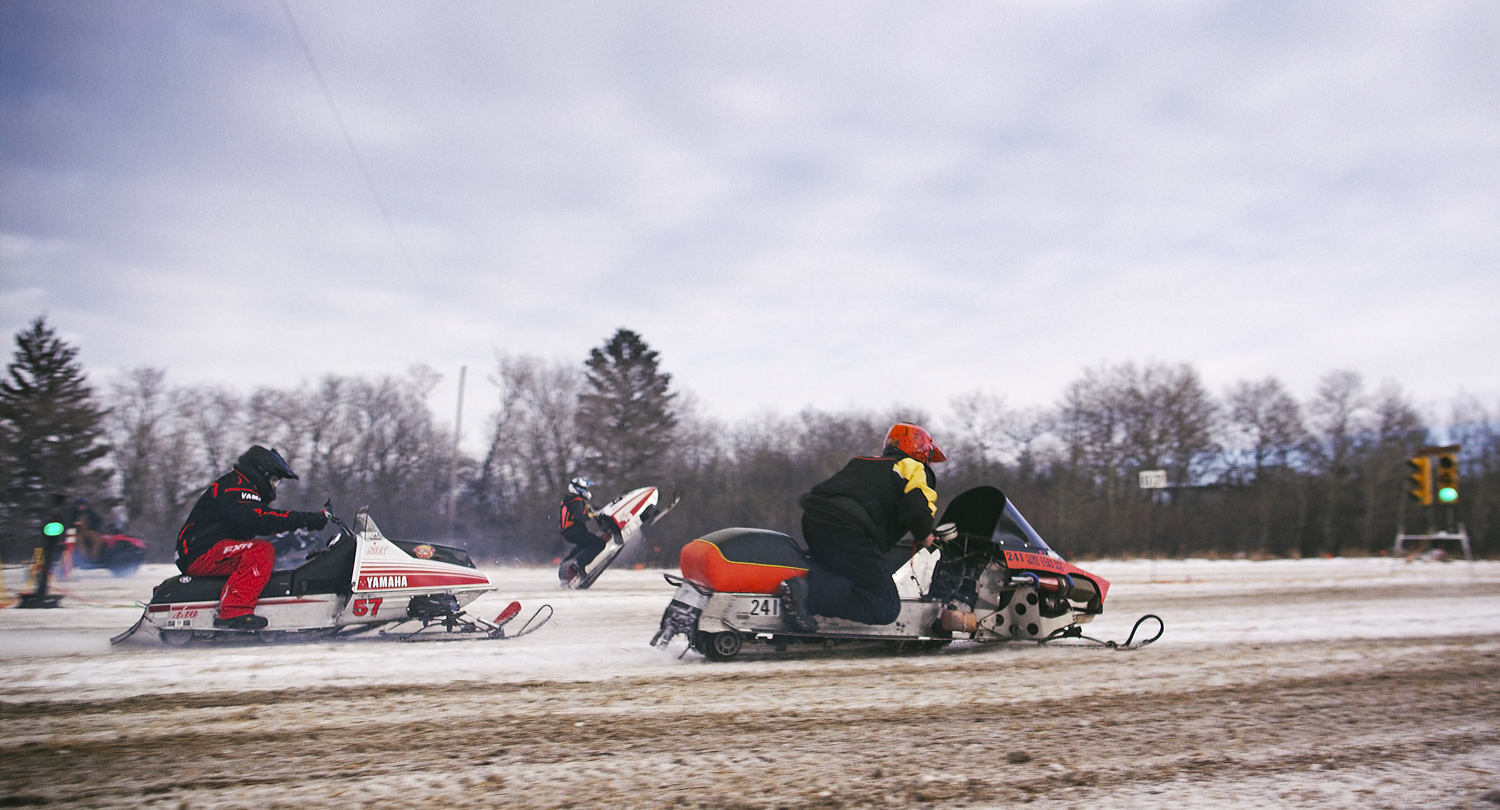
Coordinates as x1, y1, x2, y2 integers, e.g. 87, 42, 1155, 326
3, 557, 1499, 808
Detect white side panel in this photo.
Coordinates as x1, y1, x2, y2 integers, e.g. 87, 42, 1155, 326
351, 534, 495, 597
143, 595, 343, 632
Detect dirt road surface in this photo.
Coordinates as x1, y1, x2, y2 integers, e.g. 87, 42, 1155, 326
3, 558, 1499, 808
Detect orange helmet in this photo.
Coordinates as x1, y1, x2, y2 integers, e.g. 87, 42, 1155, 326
882, 423, 946, 464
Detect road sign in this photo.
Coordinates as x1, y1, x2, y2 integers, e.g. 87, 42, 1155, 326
1139, 470, 1168, 489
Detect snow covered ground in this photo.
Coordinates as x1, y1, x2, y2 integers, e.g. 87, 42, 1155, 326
3, 557, 1498, 808
1, 556, 1498, 701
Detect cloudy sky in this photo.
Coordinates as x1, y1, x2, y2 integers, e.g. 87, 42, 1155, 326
2, 0, 1497, 436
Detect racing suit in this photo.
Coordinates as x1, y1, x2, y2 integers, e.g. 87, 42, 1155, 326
797, 450, 938, 625
559, 492, 607, 575
175, 465, 324, 619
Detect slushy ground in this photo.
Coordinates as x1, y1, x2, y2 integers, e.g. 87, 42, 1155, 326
2, 557, 1498, 808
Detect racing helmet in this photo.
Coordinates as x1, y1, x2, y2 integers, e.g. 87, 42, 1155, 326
237, 445, 300, 481
568, 477, 592, 497
882, 423, 946, 464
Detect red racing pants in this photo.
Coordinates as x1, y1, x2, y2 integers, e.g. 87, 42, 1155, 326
185, 539, 274, 619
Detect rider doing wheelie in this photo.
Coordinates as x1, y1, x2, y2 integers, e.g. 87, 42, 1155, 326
558, 477, 607, 584
174, 446, 328, 630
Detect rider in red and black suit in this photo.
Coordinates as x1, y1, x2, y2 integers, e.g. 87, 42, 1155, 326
176, 446, 327, 630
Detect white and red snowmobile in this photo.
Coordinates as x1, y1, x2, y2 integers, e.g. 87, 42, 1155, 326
112, 505, 551, 645
562, 486, 681, 590
652, 485, 1161, 661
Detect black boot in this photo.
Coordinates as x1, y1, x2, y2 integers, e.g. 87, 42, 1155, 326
778, 577, 819, 633
214, 614, 268, 631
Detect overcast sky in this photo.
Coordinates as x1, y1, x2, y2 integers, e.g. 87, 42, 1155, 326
3, 0, 1497, 440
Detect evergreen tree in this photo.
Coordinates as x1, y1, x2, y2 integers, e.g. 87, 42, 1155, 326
0, 317, 112, 560
576, 329, 677, 495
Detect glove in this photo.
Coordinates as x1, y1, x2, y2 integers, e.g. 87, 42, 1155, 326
301, 511, 329, 531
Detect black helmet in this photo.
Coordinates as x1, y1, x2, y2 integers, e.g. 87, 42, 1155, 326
237, 445, 299, 481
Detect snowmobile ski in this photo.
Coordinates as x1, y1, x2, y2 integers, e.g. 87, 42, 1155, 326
645, 490, 683, 526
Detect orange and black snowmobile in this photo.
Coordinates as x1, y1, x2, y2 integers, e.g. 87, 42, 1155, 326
652, 486, 1159, 661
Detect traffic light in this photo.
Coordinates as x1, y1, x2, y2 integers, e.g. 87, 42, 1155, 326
1435, 453, 1459, 503
1407, 456, 1433, 505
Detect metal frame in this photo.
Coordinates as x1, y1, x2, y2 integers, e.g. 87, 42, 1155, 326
1393, 524, 1472, 562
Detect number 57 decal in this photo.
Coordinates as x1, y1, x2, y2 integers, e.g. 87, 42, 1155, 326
351, 597, 384, 617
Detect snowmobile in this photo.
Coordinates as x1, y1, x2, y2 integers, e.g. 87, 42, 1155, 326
652, 485, 1160, 661
562, 486, 681, 590
111, 505, 551, 646
70, 532, 147, 577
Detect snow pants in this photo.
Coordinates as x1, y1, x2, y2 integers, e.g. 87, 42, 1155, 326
185, 539, 274, 619
801, 515, 901, 626
561, 525, 607, 569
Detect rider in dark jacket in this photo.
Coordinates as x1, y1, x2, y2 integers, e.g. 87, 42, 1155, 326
176, 446, 327, 630
558, 477, 607, 584
781, 423, 945, 631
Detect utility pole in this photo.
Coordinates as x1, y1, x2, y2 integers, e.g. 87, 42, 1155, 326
445, 366, 466, 540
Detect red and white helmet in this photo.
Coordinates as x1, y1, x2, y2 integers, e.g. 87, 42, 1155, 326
882, 423, 946, 464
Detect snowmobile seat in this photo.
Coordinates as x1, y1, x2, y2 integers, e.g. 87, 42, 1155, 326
150, 569, 294, 604
151, 574, 227, 604
680, 528, 811, 594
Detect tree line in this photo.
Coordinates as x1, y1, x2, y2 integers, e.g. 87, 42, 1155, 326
2, 316, 1497, 565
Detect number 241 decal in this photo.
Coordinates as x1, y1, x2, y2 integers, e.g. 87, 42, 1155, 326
351, 597, 384, 617
747, 598, 779, 616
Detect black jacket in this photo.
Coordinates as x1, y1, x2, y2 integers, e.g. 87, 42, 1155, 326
801, 451, 938, 552
559, 493, 599, 540
175, 465, 318, 571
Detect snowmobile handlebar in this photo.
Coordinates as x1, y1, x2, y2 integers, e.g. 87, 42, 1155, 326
320, 500, 354, 543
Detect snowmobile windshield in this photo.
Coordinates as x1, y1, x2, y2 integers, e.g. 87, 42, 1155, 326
353, 511, 387, 543
991, 500, 1055, 556
391, 540, 476, 569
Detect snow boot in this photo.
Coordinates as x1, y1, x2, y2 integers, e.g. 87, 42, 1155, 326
778, 577, 819, 634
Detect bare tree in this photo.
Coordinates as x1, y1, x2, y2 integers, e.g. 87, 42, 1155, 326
1447, 397, 1499, 555
177, 385, 245, 475
1357, 383, 1428, 549
1306, 371, 1369, 556
473, 354, 588, 560
1225, 377, 1310, 555
107, 368, 197, 541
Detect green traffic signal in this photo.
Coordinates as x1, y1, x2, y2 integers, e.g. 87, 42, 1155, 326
43, 521, 65, 536
1434, 453, 1459, 504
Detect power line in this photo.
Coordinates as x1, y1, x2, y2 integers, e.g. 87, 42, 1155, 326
277, 0, 420, 280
